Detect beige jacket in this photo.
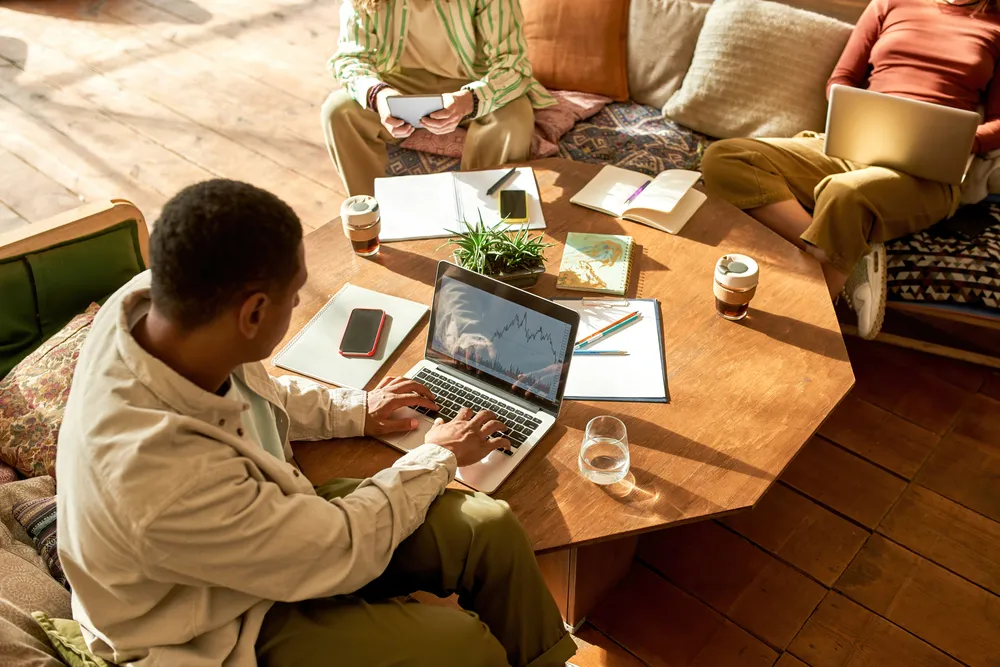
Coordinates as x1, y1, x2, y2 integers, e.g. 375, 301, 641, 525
56, 272, 457, 667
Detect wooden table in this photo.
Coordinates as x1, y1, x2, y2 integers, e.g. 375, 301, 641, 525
279, 158, 855, 626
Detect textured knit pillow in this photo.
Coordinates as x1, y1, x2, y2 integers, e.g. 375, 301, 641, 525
664, 0, 852, 138
521, 0, 631, 101
13, 497, 66, 590
0, 302, 100, 478
627, 0, 711, 109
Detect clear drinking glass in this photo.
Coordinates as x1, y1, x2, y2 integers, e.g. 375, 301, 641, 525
579, 416, 630, 485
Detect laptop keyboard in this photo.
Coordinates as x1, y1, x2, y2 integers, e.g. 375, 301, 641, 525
412, 368, 543, 456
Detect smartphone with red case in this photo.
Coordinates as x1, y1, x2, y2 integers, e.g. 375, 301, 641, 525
339, 308, 386, 357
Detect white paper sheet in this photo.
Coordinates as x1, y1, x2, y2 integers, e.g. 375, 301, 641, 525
375, 168, 546, 242
272, 284, 429, 390
555, 299, 668, 402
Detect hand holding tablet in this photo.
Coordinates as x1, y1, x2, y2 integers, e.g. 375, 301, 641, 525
385, 94, 446, 130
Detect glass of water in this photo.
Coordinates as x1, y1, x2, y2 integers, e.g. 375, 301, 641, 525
579, 416, 629, 485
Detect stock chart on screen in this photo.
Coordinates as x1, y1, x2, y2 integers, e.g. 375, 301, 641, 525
431, 277, 572, 402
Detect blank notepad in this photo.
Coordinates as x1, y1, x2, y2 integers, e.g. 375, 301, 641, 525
554, 299, 668, 403
272, 284, 429, 390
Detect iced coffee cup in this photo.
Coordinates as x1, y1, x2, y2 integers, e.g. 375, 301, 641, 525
713, 254, 759, 321
341, 195, 381, 257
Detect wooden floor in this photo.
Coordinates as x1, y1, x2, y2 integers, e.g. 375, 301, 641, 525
5, 3, 999, 666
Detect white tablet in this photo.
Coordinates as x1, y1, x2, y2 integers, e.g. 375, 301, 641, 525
386, 94, 445, 129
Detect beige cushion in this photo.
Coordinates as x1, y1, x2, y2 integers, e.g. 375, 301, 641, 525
664, 0, 852, 138
627, 0, 710, 109
0, 477, 68, 667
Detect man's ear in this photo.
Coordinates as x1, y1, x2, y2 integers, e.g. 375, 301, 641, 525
238, 292, 270, 340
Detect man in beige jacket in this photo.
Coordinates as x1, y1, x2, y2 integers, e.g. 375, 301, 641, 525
56, 180, 577, 667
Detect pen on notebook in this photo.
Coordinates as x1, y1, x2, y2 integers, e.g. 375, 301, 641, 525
575, 311, 641, 348
574, 350, 629, 356
624, 180, 652, 205
486, 167, 518, 196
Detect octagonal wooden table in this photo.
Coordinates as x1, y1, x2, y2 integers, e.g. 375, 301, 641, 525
276, 158, 855, 626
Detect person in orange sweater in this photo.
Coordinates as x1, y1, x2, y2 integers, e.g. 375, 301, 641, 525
701, 0, 1000, 339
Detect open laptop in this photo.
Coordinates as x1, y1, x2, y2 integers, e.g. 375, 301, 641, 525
376, 262, 581, 493
825, 84, 980, 185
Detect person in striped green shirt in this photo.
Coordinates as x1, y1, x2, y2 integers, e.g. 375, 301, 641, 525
323, 0, 557, 196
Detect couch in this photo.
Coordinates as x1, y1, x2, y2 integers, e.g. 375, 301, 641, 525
0, 199, 148, 665
387, 0, 1000, 368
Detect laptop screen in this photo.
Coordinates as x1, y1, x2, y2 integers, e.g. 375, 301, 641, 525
426, 263, 579, 413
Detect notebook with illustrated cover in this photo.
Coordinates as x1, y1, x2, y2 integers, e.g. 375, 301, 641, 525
570, 165, 707, 234
272, 284, 429, 390
557, 232, 635, 296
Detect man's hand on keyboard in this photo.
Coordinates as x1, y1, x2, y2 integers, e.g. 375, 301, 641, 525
364, 376, 439, 436
425, 407, 510, 466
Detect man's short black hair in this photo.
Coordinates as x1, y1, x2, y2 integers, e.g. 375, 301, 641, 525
150, 179, 303, 329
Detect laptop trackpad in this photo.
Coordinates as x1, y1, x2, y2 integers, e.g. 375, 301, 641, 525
380, 407, 433, 452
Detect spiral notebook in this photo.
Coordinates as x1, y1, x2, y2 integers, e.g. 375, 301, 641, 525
556, 232, 635, 296
272, 284, 429, 390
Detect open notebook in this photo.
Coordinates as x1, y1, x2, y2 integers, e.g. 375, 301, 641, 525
375, 167, 546, 242
570, 165, 706, 234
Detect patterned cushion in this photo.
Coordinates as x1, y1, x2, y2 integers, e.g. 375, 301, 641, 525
13, 497, 66, 590
387, 102, 712, 178
0, 302, 100, 478
0, 462, 17, 486
0, 477, 69, 667
886, 203, 1000, 314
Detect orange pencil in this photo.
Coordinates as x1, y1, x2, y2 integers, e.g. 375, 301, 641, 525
575, 310, 640, 348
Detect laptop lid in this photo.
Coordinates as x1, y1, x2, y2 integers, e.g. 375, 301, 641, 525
824, 85, 980, 185
425, 262, 581, 415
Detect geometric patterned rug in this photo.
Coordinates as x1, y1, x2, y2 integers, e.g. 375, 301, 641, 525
885, 202, 1000, 316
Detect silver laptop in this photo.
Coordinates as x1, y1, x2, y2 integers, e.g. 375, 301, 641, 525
825, 84, 980, 185
377, 262, 580, 494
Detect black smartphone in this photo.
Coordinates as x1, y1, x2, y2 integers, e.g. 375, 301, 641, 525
498, 189, 529, 223
339, 308, 387, 357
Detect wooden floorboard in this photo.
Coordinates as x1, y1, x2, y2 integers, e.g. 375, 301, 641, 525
0, 146, 83, 222
721, 482, 868, 587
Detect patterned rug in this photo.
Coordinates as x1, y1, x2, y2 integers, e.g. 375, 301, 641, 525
385, 102, 710, 176
885, 202, 1000, 315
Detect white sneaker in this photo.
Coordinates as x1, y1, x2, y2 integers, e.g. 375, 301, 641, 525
842, 243, 887, 340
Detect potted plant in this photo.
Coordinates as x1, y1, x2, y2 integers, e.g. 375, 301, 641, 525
444, 216, 552, 289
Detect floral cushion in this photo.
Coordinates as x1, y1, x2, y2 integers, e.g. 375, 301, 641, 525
0, 303, 100, 478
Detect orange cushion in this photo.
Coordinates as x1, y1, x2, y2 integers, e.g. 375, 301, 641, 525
521, 0, 631, 102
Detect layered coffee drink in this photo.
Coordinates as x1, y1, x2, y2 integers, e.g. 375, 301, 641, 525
713, 254, 759, 321
341, 195, 381, 257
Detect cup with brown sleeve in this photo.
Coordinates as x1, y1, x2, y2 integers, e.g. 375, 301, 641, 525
341, 195, 381, 257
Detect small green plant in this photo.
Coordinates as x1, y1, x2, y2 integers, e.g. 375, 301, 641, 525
443, 213, 552, 276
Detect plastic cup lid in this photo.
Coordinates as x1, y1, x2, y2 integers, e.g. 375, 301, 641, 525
341, 195, 379, 228
715, 254, 759, 289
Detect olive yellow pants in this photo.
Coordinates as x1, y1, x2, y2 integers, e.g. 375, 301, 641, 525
701, 132, 960, 272
322, 68, 536, 197
255, 479, 576, 667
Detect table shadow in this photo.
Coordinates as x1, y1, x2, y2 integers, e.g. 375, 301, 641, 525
738, 308, 850, 361
598, 465, 726, 523
373, 245, 440, 288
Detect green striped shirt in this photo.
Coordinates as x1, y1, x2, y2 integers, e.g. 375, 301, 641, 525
330, 0, 557, 119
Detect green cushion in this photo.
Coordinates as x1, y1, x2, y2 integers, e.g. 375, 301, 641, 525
31, 612, 114, 667
0, 220, 145, 379
0, 259, 41, 378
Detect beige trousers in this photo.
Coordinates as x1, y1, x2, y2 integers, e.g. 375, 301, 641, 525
701, 132, 960, 272
255, 479, 576, 667
322, 68, 536, 196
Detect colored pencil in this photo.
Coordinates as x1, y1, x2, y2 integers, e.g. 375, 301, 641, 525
575, 311, 640, 348
573, 350, 629, 356
624, 180, 652, 205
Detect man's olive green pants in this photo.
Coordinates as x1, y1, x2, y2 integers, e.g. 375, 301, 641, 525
255, 479, 576, 667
